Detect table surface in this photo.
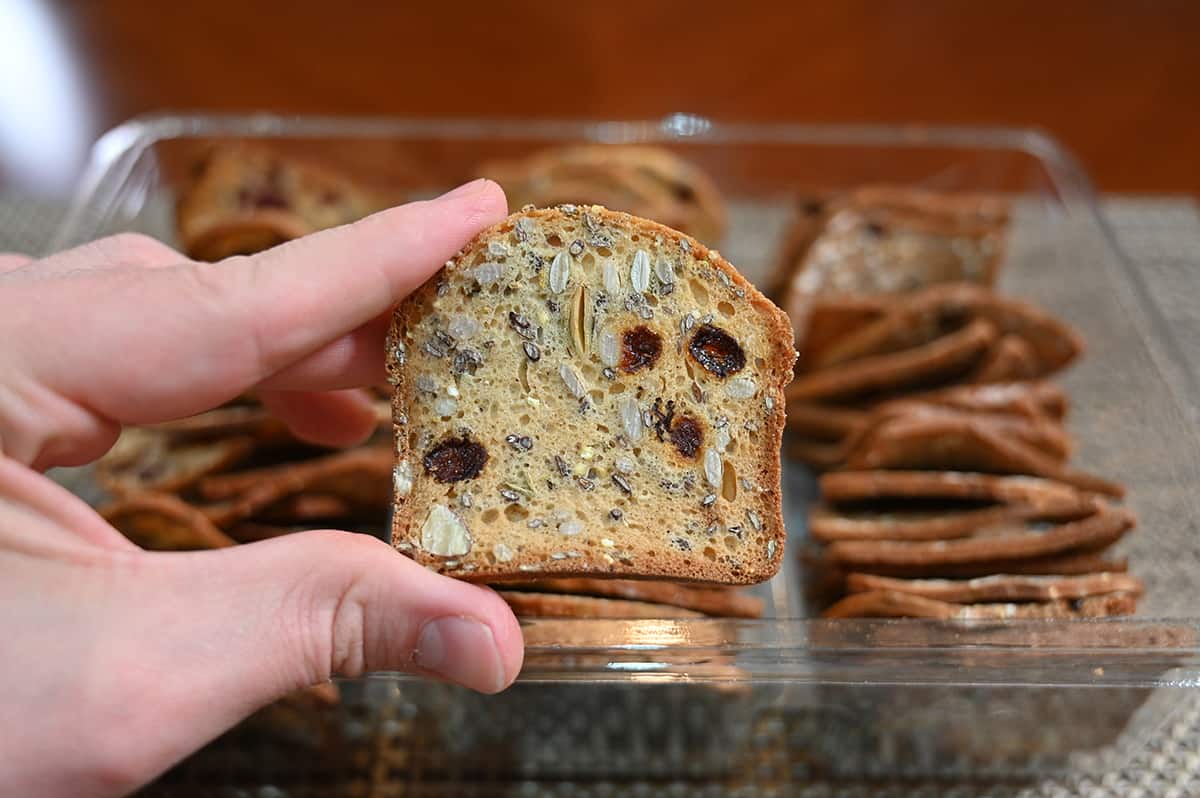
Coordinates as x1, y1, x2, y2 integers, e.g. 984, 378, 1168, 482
2, 1, 1198, 198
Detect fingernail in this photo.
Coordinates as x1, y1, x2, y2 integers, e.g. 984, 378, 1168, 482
436, 179, 490, 202
414, 616, 506, 693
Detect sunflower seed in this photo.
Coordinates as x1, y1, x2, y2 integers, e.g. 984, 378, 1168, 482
554, 455, 570, 477
615, 456, 636, 474
499, 489, 521, 502
459, 492, 472, 508
549, 251, 571, 293
766, 539, 777, 560
393, 341, 407, 364
714, 426, 731, 453
598, 328, 620, 367
631, 250, 650, 292
508, 311, 535, 339
559, 203, 578, 215
514, 217, 535, 242
603, 260, 621, 294
433, 397, 457, 417
415, 375, 438, 394
577, 477, 595, 491
522, 341, 541, 361
559, 363, 587, 399
747, 511, 762, 531
620, 398, 643, 442
704, 449, 723, 489
655, 257, 675, 285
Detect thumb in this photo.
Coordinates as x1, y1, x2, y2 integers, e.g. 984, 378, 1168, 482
104, 531, 522, 784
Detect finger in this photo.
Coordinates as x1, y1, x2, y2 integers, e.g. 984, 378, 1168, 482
30, 180, 506, 425
0, 457, 137, 551
257, 388, 380, 448
92, 533, 522, 787
0, 253, 33, 274
29, 232, 182, 274
255, 312, 391, 391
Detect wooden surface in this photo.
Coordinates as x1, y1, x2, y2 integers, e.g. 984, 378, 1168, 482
3, 0, 1198, 197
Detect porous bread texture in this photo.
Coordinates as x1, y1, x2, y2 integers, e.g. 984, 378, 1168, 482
388, 205, 795, 584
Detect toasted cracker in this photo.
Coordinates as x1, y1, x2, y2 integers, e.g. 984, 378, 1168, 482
825, 507, 1134, 569
101, 492, 236, 551
200, 447, 392, 526
822, 590, 1138, 619
889, 380, 1068, 422
842, 404, 1072, 465
497, 591, 704, 619
832, 552, 1129, 580
820, 470, 1094, 508
842, 414, 1121, 496
809, 284, 1082, 376
500, 579, 764, 618
844, 572, 1145, 603
808, 500, 1096, 543
96, 428, 256, 497
787, 317, 997, 402
785, 401, 868, 439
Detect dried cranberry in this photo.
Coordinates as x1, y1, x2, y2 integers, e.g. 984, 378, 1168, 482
620, 326, 662, 374
669, 416, 703, 460
423, 436, 488, 483
688, 324, 745, 377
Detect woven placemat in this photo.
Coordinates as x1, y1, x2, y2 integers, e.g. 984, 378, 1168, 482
5, 193, 1200, 796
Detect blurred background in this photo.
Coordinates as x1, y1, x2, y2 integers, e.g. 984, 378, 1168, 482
1, 0, 1197, 199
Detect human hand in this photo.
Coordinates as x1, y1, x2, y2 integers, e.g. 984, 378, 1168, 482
0, 180, 524, 797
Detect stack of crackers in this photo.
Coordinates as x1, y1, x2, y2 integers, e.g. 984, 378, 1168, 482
774, 189, 1142, 619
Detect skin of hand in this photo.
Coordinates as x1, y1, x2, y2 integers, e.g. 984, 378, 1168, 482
0, 179, 524, 797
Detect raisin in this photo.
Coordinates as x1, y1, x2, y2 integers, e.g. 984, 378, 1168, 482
669, 415, 703, 460
688, 324, 746, 377
423, 436, 488, 483
620, 325, 662, 374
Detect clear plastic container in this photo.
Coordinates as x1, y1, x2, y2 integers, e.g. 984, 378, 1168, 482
51, 113, 1200, 794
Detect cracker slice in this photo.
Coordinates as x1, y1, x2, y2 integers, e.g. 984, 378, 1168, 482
844, 571, 1145, 603
822, 590, 1138, 619
786, 317, 997, 402
808, 499, 1097, 543
101, 492, 236, 551
825, 507, 1134, 569
500, 578, 765, 618
842, 414, 1122, 497
96, 428, 256, 497
497, 591, 704, 619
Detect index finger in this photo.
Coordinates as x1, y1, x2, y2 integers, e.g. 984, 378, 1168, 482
29, 180, 507, 425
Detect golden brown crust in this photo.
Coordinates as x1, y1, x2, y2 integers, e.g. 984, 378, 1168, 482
499, 578, 765, 618
497, 590, 704, 618
389, 205, 795, 584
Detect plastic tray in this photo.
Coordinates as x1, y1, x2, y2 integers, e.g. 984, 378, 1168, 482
51, 114, 1200, 792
